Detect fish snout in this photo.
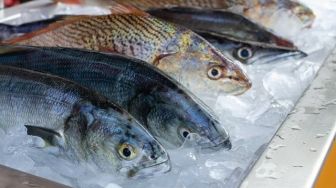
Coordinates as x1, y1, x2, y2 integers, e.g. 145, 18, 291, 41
128, 152, 171, 178
238, 73, 252, 91
198, 136, 232, 152
293, 50, 308, 58
225, 66, 252, 95
152, 148, 170, 167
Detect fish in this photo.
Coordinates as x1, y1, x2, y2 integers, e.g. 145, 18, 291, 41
112, 0, 315, 28
147, 7, 297, 50
0, 65, 170, 178
0, 45, 231, 151
2, 10, 251, 97
147, 7, 307, 64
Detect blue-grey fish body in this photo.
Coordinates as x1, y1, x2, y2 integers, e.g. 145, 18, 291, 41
0, 46, 231, 151
0, 65, 170, 178
147, 7, 297, 50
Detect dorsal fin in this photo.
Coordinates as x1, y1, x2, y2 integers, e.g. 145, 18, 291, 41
3, 15, 90, 44
54, 0, 81, 4
109, 2, 150, 16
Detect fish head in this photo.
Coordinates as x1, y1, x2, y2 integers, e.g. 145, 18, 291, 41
210, 38, 307, 65
66, 102, 170, 178
175, 112, 232, 152
151, 90, 231, 151
159, 31, 251, 96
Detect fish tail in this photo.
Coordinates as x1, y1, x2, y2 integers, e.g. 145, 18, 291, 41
0, 23, 15, 41
1, 15, 89, 45
0, 16, 69, 43
0, 45, 27, 55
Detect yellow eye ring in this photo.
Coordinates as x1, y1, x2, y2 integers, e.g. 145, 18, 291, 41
207, 66, 222, 80
118, 143, 138, 160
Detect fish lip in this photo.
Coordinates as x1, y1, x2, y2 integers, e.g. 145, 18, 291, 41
127, 158, 171, 178
239, 80, 252, 94
198, 137, 232, 152
226, 80, 252, 96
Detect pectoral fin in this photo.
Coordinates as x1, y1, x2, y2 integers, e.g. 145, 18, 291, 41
98, 46, 119, 54
153, 52, 178, 66
25, 125, 61, 146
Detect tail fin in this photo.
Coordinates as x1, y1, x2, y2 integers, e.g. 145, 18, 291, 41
0, 16, 66, 42
0, 45, 33, 55
2, 15, 89, 44
0, 23, 15, 41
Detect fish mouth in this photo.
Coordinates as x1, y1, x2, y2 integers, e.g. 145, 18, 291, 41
126, 155, 171, 178
126, 153, 171, 179
198, 137, 232, 152
223, 79, 252, 96
248, 50, 307, 65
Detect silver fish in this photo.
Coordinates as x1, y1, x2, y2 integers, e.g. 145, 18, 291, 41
0, 65, 170, 178
0, 46, 231, 151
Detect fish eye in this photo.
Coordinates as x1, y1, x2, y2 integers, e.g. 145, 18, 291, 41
179, 128, 192, 139
118, 143, 138, 160
235, 47, 253, 61
207, 66, 222, 80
